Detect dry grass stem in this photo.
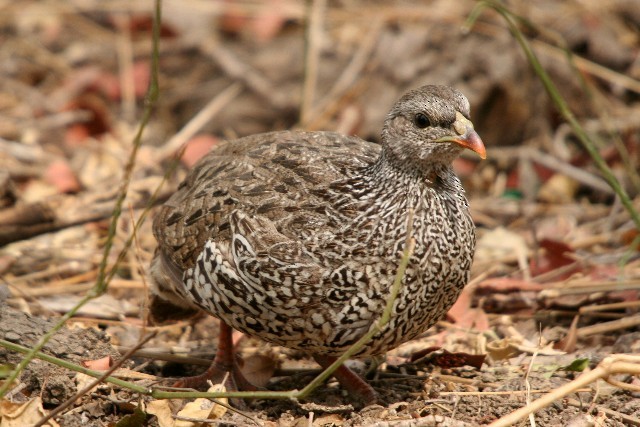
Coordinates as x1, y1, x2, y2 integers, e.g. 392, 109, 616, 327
489, 355, 640, 427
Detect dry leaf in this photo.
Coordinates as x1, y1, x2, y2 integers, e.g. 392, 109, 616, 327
115, 405, 147, 427
447, 285, 472, 323
487, 338, 520, 361
174, 383, 227, 427
475, 227, 529, 273
313, 413, 345, 426
146, 400, 174, 427
132, 61, 151, 98
44, 159, 81, 193
453, 157, 480, 178
82, 355, 112, 370
180, 135, 219, 167
447, 288, 490, 330
249, 0, 287, 42
64, 123, 91, 147
219, 0, 287, 42
537, 173, 580, 204
74, 372, 108, 394
530, 238, 577, 278
64, 93, 110, 137
621, 228, 640, 249
0, 397, 60, 427
238, 354, 277, 388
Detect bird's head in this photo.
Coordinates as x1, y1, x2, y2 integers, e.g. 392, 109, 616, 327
381, 85, 486, 173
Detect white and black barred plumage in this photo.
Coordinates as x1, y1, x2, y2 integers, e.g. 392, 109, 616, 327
151, 85, 485, 359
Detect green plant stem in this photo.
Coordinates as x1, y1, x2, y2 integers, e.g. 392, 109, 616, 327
0, 338, 148, 394
0, 338, 290, 399
466, 1, 640, 232
0, 0, 162, 399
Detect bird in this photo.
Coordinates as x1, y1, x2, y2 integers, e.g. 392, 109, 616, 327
150, 85, 485, 404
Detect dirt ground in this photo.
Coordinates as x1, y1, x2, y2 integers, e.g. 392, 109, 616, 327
1, 1, 640, 426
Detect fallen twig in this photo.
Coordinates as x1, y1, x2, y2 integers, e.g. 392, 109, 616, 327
488, 354, 640, 427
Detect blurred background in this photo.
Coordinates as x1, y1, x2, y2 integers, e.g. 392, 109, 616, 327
1, 1, 639, 202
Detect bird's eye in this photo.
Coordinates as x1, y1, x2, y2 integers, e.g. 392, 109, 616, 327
414, 113, 430, 129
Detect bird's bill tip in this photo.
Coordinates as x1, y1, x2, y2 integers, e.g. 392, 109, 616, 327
455, 129, 486, 159
436, 130, 487, 159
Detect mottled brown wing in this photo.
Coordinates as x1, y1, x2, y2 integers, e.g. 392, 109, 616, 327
152, 130, 379, 273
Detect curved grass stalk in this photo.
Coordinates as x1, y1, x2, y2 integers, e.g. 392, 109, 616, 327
466, 1, 640, 232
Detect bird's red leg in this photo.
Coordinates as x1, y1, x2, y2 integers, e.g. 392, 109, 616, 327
313, 355, 378, 405
173, 322, 257, 391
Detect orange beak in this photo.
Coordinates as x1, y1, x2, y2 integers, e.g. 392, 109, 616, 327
436, 112, 487, 159
452, 128, 486, 159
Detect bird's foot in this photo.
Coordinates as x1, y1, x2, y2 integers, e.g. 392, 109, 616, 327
171, 362, 229, 390
313, 355, 379, 406
171, 322, 261, 392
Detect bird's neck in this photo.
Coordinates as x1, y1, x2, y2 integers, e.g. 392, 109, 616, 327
367, 148, 455, 189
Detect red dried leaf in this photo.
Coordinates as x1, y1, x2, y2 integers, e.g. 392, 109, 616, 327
532, 162, 555, 182
92, 71, 120, 101
82, 355, 112, 371
530, 238, 577, 277
64, 123, 91, 147
44, 159, 81, 194
587, 264, 622, 281
219, 6, 248, 37
506, 168, 519, 190
64, 94, 111, 138
447, 286, 472, 323
111, 14, 178, 38
90, 65, 148, 101
621, 228, 640, 250
451, 307, 490, 331
181, 135, 219, 167
609, 290, 640, 303
250, 1, 287, 42
131, 61, 151, 99
447, 285, 490, 330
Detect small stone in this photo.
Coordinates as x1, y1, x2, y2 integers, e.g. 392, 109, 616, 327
5, 332, 21, 342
